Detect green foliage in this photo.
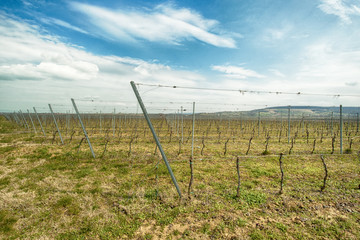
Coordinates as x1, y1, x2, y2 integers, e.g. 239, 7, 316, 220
54, 196, 81, 215
0, 210, 17, 234
275, 222, 288, 232
200, 223, 211, 234
0, 176, 10, 188
240, 190, 267, 207
261, 150, 271, 155
236, 218, 247, 227
344, 148, 352, 154
0, 146, 17, 154
250, 168, 274, 178
0, 115, 359, 239
249, 230, 265, 240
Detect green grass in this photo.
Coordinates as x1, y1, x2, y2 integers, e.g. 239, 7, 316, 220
0, 116, 359, 239
0, 210, 17, 234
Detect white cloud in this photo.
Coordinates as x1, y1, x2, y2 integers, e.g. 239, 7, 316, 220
292, 41, 360, 96
263, 24, 293, 42
0, 12, 209, 112
40, 17, 88, 34
69, 2, 236, 48
211, 65, 265, 79
1, 11, 359, 113
318, 0, 360, 24
268, 69, 286, 78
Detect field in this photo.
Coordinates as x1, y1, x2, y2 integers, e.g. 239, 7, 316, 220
0, 113, 359, 239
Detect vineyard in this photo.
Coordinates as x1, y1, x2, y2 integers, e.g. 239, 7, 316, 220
0, 100, 359, 239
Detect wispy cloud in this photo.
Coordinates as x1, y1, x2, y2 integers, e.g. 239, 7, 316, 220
318, 0, 360, 24
294, 41, 360, 94
69, 2, 237, 48
40, 17, 88, 34
211, 65, 265, 79
268, 69, 286, 78
0, 12, 208, 110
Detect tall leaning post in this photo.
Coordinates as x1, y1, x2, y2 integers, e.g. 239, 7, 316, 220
33, 107, 46, 137
48, 104, 64, 145
71, 98, 96, 159
19, 110, 29, 129
130, 81, 182, 198
27, 109, 37, 134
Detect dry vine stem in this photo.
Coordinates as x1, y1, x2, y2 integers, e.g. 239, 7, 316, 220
101, 138, 110, 158
201, 137, 205, 156
188, 156, 194, 199
236, 156, 240, 198
311, 139, 316, 154
178, 139, 182, 155
51, 130, 58, 144
69, 130, 76, 143
77, 137, 85, 153
320, 155, 328, 192
224, 138, 230, 156
279, 153, 284, 194
128, 138, 134, 157
288, 138, 294, 155
246, 137, 253, 155
331, 136, 336, 154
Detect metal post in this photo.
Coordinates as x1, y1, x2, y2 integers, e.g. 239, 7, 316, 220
33, 107, 46, 137
174, 111, 177, 134
99, 111, 102, 134
130, 81, 181, 198
258, 111, 260, 137
19, 110, 29, 129
340, 105, 343, 154
331, 112, 334, 136
191, 102, 195, 159
48, 104, 64, 145
27, 109, 37, 133
71, 99, 96, 159
66, 111, 70, 134
181, 106, 184, 143
13, 112, 20, 125
119, 111, 123, 133
288, 106, 290, 144
357, 113, 359, 133
177, 110, 180, 137
112, 108, 115, 137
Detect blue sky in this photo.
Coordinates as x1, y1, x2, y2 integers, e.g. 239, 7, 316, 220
1, 0, 360, 113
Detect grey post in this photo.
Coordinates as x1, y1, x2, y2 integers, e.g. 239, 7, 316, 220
340, 105, 343, 154
258, 111, 260, 137
357, 113, 359, 133
177, 109, 180, 137
71, 98, 96, 159
48, 104, 64, 144
288, 106, 291, 144
174, 111, 177, 134
130, 81, 182, 198
13, 112, 20, 125
99, 110, 102, 134
19, 110, 29, 129
66, 111, 70, 133
191, 102, 195, 159
181, 106, 184, 143
33, 107, 46, 137
27, 109, 37, 133
112, 108, 115, 137
331, 112, 334, 136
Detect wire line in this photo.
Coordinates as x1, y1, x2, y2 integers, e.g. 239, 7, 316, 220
135, 82, 360, 98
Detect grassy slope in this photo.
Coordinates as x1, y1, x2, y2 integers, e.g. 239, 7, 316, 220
0, 116, 359, 239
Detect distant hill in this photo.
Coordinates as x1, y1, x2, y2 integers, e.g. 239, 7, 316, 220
195, 106, 360, 119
